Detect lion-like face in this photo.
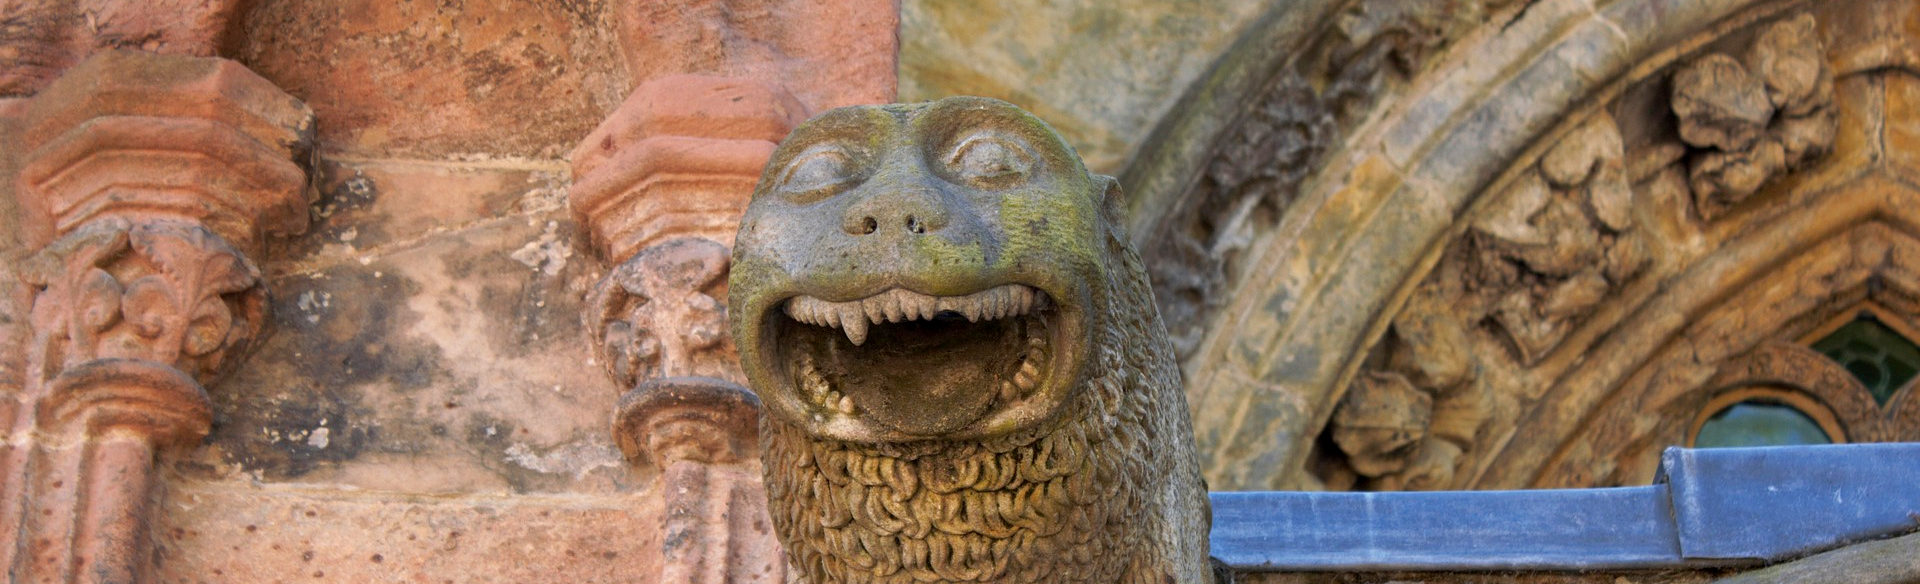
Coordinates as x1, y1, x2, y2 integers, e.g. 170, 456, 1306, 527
729, 97, 1112, 443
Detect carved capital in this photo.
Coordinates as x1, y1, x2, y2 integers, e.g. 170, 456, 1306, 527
588, 237, 734, 387
570, 75, 806, 261
21, 219, 265, 386
13, 50, 310, 391
16, 50, 315, 258
612, 376, 761, 468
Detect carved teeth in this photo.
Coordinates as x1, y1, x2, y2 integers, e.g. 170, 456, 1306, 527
781, 285, 1044, 346
841, 310, 870, 346
1014, 359, 1039, 388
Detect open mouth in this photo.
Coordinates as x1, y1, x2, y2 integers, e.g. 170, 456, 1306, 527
765, 284, 1063, 438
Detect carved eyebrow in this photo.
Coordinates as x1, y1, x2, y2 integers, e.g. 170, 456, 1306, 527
772, 143, 862, 202
945, 132, 1036, 179
911, 103, 1075, 172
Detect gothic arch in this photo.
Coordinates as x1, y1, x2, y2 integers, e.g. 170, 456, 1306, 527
1121, 0, 1912, 490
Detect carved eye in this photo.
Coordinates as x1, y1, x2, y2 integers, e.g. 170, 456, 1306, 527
778, 147, 857, 202
949, 135, 1033, 186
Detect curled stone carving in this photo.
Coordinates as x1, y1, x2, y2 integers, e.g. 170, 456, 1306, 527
1328, 276, 1489, 491
22, 219, 265, 384
731, 98, 1213, 582
588, 237, 735, 388
1674, 14, 1835, 218
1146, 0, 1517, 359
1475, 112, 1646, 364
1326, 111, 1640, 489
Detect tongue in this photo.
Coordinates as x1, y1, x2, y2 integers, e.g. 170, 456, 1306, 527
840, 352, 1000, 436
830, 316, 1022, 436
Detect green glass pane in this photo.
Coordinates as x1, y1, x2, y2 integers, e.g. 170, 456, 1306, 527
1811, 317, 1920, 406
1695, 401, 1832, 448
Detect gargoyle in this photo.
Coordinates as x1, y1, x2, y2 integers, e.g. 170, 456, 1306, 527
730, 97, 1215, 582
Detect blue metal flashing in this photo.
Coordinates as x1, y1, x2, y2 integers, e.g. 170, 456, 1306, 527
1211, 443, 1920, 572
1661, 443, 1920, 562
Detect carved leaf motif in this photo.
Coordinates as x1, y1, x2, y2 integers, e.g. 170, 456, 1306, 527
23, 219, 262, 381
1674, 14, 1835, 217
118, 276, 173, 340
1331, 371, 1431, 477
1476, 172, 1552, 246
183, 296, 232, 357
684, 293, 727, 350
590, 237, 733, 389
1776, 108, 1837, 167
1387, 289, 1473, 391
76, 269, 122, 333
1746, 14, 1830, 116
1673, 54, 1773, 152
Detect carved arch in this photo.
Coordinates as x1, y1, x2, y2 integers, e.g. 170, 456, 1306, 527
1124, 0, 1880, 490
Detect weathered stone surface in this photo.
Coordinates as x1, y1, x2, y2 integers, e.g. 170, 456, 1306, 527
0, 0, 243, 97
229, 0, 630, 159
182, 204, 626, 494
619, 0, 896, 116
153, 478, 671, 582
900, 0, 1270, 174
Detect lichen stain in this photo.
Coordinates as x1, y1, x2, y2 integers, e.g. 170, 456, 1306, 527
199, 262, 440, 479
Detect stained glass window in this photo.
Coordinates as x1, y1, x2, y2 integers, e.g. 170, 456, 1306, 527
1694, 400, 1833, 448
1811, 316, 1920, 406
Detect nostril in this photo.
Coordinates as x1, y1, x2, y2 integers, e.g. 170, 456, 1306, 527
906, 215, 924, 234
861, 216, 878, 234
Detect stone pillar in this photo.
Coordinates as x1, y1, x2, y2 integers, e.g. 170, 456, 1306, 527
568, 1, 896, 580
613, 377, 774, 583
574, 78, 800, 584
0, 50, 313, 583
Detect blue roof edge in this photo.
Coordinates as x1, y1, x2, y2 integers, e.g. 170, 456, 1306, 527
1212, 443, 1920, 572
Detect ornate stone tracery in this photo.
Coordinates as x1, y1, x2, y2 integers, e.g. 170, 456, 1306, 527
1133, 0, 1528, 359
1303, 3, 1920, 491
1126, 0, 1920, 492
